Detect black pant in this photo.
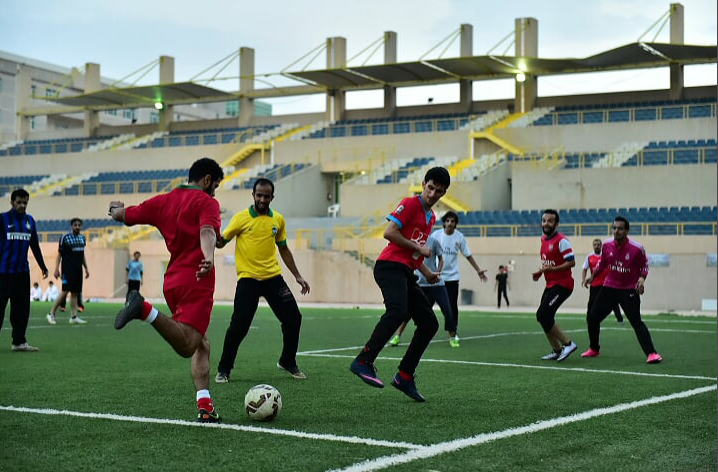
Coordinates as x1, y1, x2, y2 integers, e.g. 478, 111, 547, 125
218, 275, 302, 375
588, 285, 622, 321
497, 285, 509, 307
0, 272, 31, 345
421, 285, 456, 332
444, 280, 460, 332
356, 261, 438, 375
536, 285, 572, 332
587, 287, 656, 355
59, 292, 84, 309
127, 280, 141, 298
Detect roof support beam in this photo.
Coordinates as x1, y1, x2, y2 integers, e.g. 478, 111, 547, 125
83, 63, 100, 138
514, 18, 538, 113
669, 3, 685, 100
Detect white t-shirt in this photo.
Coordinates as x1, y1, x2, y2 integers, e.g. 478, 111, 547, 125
434, 229, 471, 282
414, 233, 445, 287
30, 286, 42, 301
43, 285, 59, 302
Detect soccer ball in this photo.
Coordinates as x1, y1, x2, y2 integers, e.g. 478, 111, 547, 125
244, 384, 282, 421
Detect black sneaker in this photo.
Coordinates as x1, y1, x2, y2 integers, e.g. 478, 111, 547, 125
277, 361, 307, 379
115, 290, 144, 330
390, 372, 425, 402
196, 408, 221, 423
350, 359, 384, 388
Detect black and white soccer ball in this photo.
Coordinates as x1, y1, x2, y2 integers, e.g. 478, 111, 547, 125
244, 384, 282, 421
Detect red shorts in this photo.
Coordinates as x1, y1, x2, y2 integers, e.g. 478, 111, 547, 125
163, 286, 214, 336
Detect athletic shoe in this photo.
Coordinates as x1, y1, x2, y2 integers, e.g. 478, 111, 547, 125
449, 336, 460, 348
11, 343, 39, 352
46, 313, 56, 325
349, 359, 384, 388
540, 350, 560, 360
277, 361, 307, 379
69, 316, 87, 324
557, 341, 577, 362
214, 372, 229, 383
115, 290, 144, 330
390, 373, 425, 402
196, 408, 221, 423
389, 335, 400, 346
581, 348, 600, 358
646, 352, 663, 364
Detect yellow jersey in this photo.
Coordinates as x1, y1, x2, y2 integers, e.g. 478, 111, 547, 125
222, 206, 287, 280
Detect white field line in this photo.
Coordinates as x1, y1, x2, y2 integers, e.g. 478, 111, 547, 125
323, 384, 718, 472
297, 326, 714, 356
300, 353, 716, 381
0, 405, 422, 450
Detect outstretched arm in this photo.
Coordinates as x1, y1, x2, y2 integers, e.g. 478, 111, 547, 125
466, 255, 488, 282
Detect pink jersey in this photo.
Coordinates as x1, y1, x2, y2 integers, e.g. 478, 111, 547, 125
594, 237, 648, 289
377, 196, 435, 270
582, 253, 608, 286
540, 232, 574, 290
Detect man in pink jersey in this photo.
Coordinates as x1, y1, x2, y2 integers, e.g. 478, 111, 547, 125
108, 157, 224, 422
532, 209, 578, 362
581, 238, 623, 323
581, 216, 662, 364
350, 167, 450, 402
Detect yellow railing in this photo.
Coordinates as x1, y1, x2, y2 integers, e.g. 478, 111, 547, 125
37, 227, 119, 244
530, 103, 717, 126
50, 177, 182, 197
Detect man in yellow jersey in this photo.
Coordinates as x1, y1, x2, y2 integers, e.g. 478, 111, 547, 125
214, 178, 311, 383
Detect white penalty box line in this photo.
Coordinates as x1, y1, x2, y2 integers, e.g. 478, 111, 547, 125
323, 384, 717, 472
0, 405, 422, 450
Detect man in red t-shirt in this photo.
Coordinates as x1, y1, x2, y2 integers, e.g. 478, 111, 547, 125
532, 209, 578, 362
350, 167, 451, 402
108, 158, 223, 423
581, 238, 623, 323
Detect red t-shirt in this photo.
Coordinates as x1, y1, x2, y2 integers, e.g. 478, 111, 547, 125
377, 196, 435, 270
124, 185, 221, 291
540, 231, 574, 290
583, 253, 608, 286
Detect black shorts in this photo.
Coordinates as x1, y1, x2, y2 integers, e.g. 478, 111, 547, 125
535, 285, 572, 332
61, 268, 83, 293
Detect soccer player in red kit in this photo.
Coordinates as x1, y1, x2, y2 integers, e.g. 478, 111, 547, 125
532, 209, 578, 362
582, 216, 662, 364
350, 167, 450, 402
108, 158, 224, 422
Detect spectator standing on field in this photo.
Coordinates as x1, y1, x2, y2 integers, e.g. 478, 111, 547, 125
126, 251, 144, 298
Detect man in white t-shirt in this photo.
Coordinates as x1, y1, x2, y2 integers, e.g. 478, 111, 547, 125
433, 211, 488, 346
30, 283, 42, 301
42, 281, 59, 302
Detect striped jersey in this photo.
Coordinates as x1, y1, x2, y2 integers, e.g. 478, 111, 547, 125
540, 231, 574, 290
0, 208, 46, 274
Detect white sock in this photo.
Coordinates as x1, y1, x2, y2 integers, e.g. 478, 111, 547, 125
144, 307, 158, 324
196, 389, 211, 401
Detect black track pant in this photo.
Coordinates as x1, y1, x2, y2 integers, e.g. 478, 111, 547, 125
355, 261, 438, 375
0, 272, 31, 345
587, 287, 656, 355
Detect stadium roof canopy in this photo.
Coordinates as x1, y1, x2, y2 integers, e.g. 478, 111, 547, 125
45, 42, 717, 111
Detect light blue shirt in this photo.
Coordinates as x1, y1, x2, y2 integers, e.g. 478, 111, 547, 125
415, 234, 444, 287
126, 260, 143, 281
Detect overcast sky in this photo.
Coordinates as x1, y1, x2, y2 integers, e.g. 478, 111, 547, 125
2, 0, 715, 114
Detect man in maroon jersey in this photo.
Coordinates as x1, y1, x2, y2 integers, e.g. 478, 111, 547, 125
350, 167, 451, 402
581, 238, 623, 323
532, 209, 578, 362
108, 157, 224, 422
582, 216, 662, 364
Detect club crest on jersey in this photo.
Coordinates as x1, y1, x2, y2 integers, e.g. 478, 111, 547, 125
625, 253, 630, 260
26, 221, 31, 230
548, 243, 554, 251
394, 205, 405, 214
271, 226, 278, 235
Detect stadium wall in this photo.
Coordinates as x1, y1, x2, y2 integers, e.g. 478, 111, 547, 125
26, 235, 716, 311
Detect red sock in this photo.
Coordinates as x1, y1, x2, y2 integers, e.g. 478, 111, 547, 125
197, 397, 214, 411
140, 301, 153, 320
398, 370, 413, 381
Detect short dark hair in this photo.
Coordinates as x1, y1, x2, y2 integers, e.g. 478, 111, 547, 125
614, 216, 630, 231
133, 251, 141, 257
424, 167, 450, 188
253, 178, 275, 195
442, 211, 459, 225
499, 265, 504, 269
593, 238, 602, 244
542, 209, 559, 224
70, 218, 83, 226
11, 188, 29, 201
188, 157, 224, 183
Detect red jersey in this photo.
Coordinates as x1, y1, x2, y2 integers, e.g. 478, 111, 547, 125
124, 185, 221, 291
582, 253, 608, 286
377, 196, 435, 270
540, 231, 574, 290
594, 237, 649, 290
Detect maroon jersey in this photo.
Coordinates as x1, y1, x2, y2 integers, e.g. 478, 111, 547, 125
583, 253, 608, 286
540, 232, 574, 290
377, 196, 436, 270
